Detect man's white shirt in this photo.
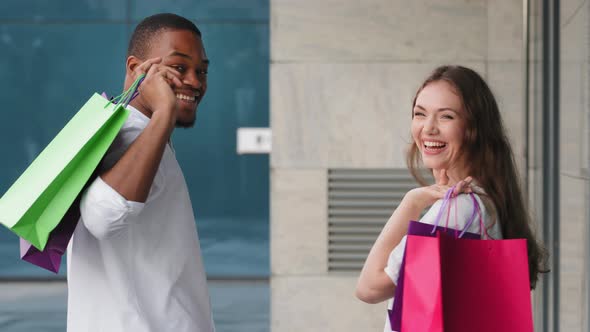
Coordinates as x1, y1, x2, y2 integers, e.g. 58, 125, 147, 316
67, 105, 215, 332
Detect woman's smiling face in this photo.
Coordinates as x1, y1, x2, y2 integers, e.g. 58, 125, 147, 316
411, 80, 468, 178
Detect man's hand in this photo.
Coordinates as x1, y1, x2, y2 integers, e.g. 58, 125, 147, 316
100, 57, 185, 203
131, 57, 183, 127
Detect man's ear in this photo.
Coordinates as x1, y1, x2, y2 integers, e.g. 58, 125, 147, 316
126, 56, 142, 74
123, 56, 143, 90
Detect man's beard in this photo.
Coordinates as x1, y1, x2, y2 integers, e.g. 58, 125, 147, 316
176, 118, 196, 128
175, 108, 197, 128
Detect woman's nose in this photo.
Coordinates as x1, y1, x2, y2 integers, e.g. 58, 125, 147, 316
423, 116, 438, 134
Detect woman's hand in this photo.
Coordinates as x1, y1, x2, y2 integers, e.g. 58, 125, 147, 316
403, 170, 473, 213
356, 170, 474, 304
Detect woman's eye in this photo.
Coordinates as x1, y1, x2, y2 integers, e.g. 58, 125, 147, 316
196, 69, 208, 76
441, 114, 454, 120
413, 111, 425, 117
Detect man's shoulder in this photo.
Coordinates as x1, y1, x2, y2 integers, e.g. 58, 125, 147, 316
97, 111, 146, 171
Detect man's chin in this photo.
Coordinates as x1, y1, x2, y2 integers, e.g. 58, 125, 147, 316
175, 118, 196, 128
175, 109, 197, 128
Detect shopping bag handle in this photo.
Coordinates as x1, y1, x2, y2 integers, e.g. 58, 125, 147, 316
458, 193, 480, 238
104, 74, 146, 108
430, 186, 481, 238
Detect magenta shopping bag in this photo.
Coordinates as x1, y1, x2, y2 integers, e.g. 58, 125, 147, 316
401, 231, 533, 332
388, 189, 481, 331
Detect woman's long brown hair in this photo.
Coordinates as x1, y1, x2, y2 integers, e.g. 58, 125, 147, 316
407, 65, 548, 289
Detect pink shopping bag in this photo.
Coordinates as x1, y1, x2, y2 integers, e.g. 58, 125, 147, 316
401, 231, 533, 332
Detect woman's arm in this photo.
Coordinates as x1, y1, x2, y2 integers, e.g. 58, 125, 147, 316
355, 172, 473, 304
355, 196, 423, 303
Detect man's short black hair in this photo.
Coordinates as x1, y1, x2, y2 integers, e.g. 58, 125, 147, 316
127, 13, 202, 58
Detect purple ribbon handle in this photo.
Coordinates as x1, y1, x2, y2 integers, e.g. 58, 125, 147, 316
430, 186, 481, 238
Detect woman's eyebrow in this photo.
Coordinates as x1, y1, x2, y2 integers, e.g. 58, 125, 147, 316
414, 104, 458, 113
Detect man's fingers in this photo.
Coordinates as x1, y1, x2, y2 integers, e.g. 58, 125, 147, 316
153, 67, 183, 88
137, 64, 162, 94
160, 67, 183, 86
170, 75, 183, 88
144, 65, 181, 80
135, 57, 162, 76
145, 61, 162, 78
160, 73, 183, 89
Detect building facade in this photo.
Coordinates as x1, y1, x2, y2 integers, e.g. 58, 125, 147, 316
270, 0, 589, 331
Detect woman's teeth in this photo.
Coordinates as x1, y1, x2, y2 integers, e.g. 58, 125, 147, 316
424, 141, 446, 149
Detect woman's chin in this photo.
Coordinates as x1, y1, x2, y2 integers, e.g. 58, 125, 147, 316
422, 159, 445, 170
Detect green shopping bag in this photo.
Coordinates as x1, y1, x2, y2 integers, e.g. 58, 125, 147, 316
0, 75, 144, 250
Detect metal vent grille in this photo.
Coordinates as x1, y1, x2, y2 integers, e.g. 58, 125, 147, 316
328, 168, 427, 272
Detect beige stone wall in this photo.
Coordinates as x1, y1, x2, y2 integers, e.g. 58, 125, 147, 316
558, 0, 589, 331
269, 0, 588, 330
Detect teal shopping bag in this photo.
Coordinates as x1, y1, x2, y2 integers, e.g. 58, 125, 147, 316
0, 76, 144, 250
